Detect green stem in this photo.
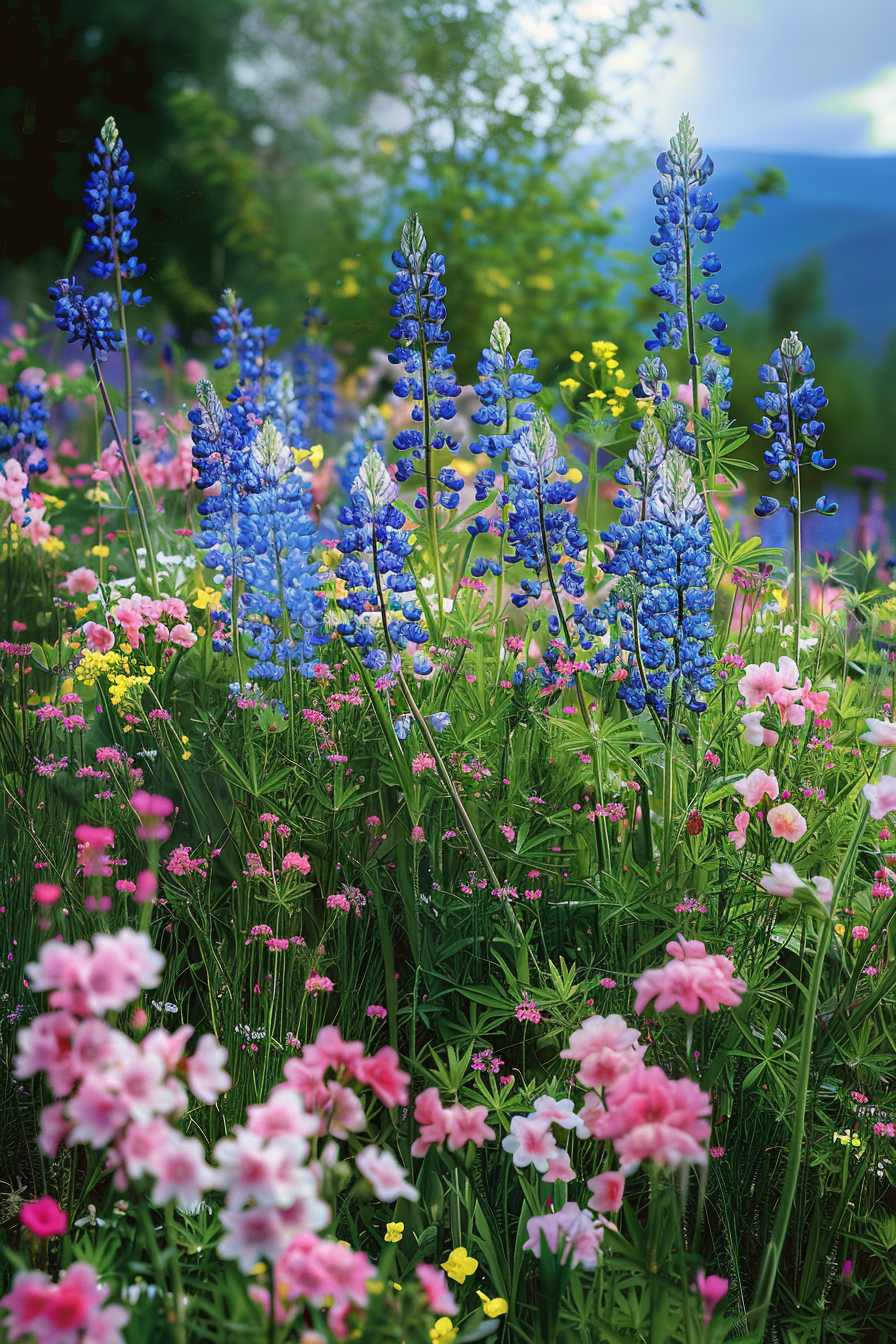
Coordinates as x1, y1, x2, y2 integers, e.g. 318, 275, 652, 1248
91, 357, 159, 596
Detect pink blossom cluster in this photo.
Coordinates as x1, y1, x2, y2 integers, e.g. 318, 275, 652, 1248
738, 657, 829, 747
411, 1087, 496, 1156
261, 1233, 375, 1338
106, 593, 197, 650
632, 936, 748, 1016
1, 1261, 129, 1344
15, 928, 231, 1209
279, 1025, 410, 1139
0, 459, 52, 545
732, 769, 807, 845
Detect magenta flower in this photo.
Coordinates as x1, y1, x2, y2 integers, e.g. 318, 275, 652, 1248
695, 1268, 728, 1325
19, 1196, 67, 1238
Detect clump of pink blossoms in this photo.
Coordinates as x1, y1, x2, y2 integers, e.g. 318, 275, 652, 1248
633, 936, 747, 1017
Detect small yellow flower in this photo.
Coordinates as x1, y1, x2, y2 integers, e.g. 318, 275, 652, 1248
181, 734, 189, 745
430, 1320, 457, 1343
559, 378, 580, 391
569, 351, 583, 364
587, 389, 607, 400
567, 468, 583, 484
497, 302, 513, 317
834, 923, 846, 937
90, 544, 110, 558
182, 751, 191, 760
340, 257, 359, 271
339, 275, 360, 298
476, 1291, 509, 1318
86, 487, 111, 504
441, 1246, 478, 1284
41, 536, 66, 557
613, 387, 631, 398
529, 274, 553, 291
384, 1222, 404, 1243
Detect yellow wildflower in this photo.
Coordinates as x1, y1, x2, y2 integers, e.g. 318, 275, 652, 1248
537, 245, 553, 261
41, 537, 65, 557
376, 137, 396, 155
613, 387, 631, 398
569, 351, 583, 364
441, 1247, 478, 1284
339, 275, 360, 298
430, 1320, 457, 1344
340, 257, 359, 271
587, 389, 607, 400
476, 1291, 509, 1318
498, 302, 513, 317
193, 586, 222, 611
90, 544, 110, 558
559, 378, 580, 391
567, 468, 583, 484
384, 1222, 404, 1243
834, 923, 846, 937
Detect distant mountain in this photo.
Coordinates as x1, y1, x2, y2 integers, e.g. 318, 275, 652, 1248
607, 151, 896, 355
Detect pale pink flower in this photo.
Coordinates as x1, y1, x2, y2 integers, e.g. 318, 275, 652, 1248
65, 566, 99, 595
695, 1269, 729, 1325
767, 802, 807, 842
861, 718, 896, 748
218, 1200, 327, 1274
740, 710, 778, 747
169, 623, 197, 649
445, 1102, 495, 1151
574, 1092, 607, 1140
542, 1150, 576, 1183
146, 1129, 215, 1207
863, 775, 896, 819
321, 1080, 367, 1139
355, 1145, 419, 1203
304, 973, 334, 996
811, 876, 834, 909
411, 1087, 451, 1156
37, 1101, 71, 1158
523, 1202, 605, 1269
733, 769, 779, 809
586, 1170, 625, 1213
1, 1263, 128, 1344
415, 1264, 458, 1317
214, 1129, 309, 1208
532, 1096, 580, 1130
759, 863, 806, 897
246, 1090, 319, 1142
282, 851, 311, 873
727, 809, 750, 850
186, 1034, 231, 1104
801, 680, 829, 715
560, 1013, 646, 1089
738, 662, 786, 707
82, 621, 116, 653
301, 1024, 365, 1078
592, 1064, 711, 1173
410, 825, 425, 843
276, 1232, 373, 1309
501, 1114, 560, 1173
66, 1079, 130, 1147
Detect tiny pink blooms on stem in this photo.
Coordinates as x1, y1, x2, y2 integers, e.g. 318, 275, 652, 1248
366, 1004, 387, 1019
411, 752, 436, 773
734, 769, 779, 809
410, 825, 425, 843
766, 802, 808, 842
514, 994, 541, 1023
586, 1170, 625, 1213
633, 936, 747, 1017
500, 824, 516, 842
863, 774, 896, 820
19, 1195, 67, 1237
727, 809, 750, 850
695, 1268, 729, 1325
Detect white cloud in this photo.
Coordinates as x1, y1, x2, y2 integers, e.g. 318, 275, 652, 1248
826, 66, 896, 150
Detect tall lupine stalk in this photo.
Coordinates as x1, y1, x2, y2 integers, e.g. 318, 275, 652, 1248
752, 331, 836, 657
644, 115, 730, 498
388, 215, 462, 625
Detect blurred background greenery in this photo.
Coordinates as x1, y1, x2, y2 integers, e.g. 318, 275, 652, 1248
2, 0, 894, 510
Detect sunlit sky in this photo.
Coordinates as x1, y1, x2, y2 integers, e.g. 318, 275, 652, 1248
602, 0, 896, 155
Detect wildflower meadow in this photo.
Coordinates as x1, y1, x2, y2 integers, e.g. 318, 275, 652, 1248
2, 110, 896, 1344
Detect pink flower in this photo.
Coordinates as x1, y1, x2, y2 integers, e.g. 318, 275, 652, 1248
134, 869, 157, 904
500, 824, 516, 842
863, 775, 896, 820
801, 679, 829, 716
411, 752, 436, 773
633, 937, 747, 1017
218, 1198, 328, 1274
130, 789, 174, 842
304, 973, 334, 996
560, 1013, 646, 1089
19, 1196, 67, 1238
186, 1034, 231, 1104
410, 825, 425, 843
366, 1004, 387, 1019
415, 1264, 458, 1317
353, 1045, 410, 1108
355, 1145, 419, 1203
282, 852, 311, 873
541, 1150, 576, 1183
501, 1114, 560, 1172
523, 1202, 605, 1269
695, 1269, 729, 1325
766, 802, 807, 842
591, 1064, 711, 1173
740, 710, 779, 748
146, 1129, 215, 1207
532, 1096, 580, 1130
861, 718, 896, 748
759, 862, 806, 897
33, 882, 61, 906
738, 661, 787, 708
727, 809, 750, 850
168, 623, 197, 649
64, 567, 98, 595
1, 1263, 128, 1344
733, 769, 779, 809
82, 621, 116, 653
276, 1232, 373, 1309
586, 1170, 625, 1213
74, 823, 115, 876
445, 1102, 495, 1151
852, 925, 869, 940
411, 1087, 451, 1156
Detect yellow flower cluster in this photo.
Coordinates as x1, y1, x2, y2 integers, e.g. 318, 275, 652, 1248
833, 1130, 864, 1151
560, 338, 643, 418
75, 650, 122, 688
74, 646, 155, 712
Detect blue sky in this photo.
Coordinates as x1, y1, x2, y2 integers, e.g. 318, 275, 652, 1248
601, 0, 896, 154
